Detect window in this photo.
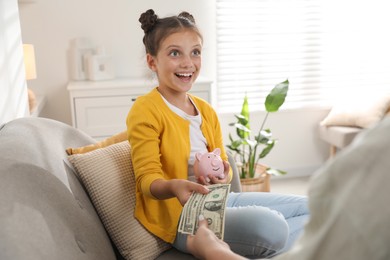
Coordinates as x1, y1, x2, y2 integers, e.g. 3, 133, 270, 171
216, 0, 390, 112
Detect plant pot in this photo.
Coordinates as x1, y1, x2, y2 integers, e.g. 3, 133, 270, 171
240, 164, 271, 192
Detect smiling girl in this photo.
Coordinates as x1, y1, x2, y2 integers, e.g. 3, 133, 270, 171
127, 9, 309, 259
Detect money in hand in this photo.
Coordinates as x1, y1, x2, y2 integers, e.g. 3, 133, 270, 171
178, 184, 230, 239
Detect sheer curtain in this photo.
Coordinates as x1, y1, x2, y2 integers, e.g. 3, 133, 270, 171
216, 0, 390, 112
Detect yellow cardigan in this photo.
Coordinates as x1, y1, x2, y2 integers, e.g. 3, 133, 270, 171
126, 88, 231, 243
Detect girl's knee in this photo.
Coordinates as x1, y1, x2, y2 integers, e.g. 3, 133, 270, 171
224, 206, 289, 255
250, 210, 289, 251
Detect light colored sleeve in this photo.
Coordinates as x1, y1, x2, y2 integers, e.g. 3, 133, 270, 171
275, 117, 390, 260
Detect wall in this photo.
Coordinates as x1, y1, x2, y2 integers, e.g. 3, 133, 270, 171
18, 0, 216, 124
0, 0, 29, 124
18, 0, 330, 178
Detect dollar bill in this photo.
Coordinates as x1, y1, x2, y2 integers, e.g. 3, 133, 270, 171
178, 184, 230, 239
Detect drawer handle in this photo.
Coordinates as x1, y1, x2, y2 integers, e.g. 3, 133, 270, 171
131, 98, 137, 101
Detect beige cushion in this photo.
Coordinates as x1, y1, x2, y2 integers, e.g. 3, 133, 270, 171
68, 141, 170, 260
320, 95, 390, 128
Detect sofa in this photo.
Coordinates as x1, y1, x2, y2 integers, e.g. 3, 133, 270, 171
318, 95, 390, 158
0, 117, 241, 260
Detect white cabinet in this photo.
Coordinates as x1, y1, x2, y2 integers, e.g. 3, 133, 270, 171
67, 78, 213, 140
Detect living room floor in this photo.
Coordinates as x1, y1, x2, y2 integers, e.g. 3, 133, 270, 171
270, 176, 312, 196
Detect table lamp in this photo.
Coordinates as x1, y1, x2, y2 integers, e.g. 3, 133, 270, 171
23, 44, 37, 113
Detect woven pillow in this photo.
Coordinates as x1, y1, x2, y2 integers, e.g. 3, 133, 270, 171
68, 141, 170, 260
320, 95, 390, 128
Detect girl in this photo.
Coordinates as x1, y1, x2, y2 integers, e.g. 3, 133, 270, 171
127, 9, 309, 258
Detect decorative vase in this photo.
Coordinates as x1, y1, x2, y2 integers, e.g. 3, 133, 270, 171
239, 164, 271, 192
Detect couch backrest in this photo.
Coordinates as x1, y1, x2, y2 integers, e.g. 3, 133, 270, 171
0, 117, 117, 260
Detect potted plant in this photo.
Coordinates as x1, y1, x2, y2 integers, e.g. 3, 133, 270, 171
227, 79, 289, 191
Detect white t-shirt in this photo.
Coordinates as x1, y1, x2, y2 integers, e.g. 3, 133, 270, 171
160, 94, 208, 182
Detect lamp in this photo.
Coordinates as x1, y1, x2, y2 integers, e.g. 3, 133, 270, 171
23, 44, 37, 112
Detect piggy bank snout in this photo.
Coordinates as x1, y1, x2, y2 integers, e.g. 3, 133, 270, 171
211, 157, 221, 166
194, 151, 225, 180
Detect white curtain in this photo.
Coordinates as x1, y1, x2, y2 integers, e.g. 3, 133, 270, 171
0, 0, 29, 124
216, 0, 390, 112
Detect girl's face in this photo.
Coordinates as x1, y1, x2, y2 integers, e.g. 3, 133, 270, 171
147, 29, 202, 95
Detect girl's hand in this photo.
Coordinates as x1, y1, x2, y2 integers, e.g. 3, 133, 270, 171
150, 179, 209, 206
208, 160, 230, 185
172, 179, 209, 206
197, 160, 230, 185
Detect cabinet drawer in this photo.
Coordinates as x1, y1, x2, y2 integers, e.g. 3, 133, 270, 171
68, 78, 213, 140
74, 95, 136, 139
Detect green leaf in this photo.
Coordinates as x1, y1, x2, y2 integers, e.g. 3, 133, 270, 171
234, 114, 249, 125
265, 79, 289, 112
258, 141, 275, 159
238, 95, 250, 138
228, 133, 234, 142
235, 123, 250, 139
240, 95, 250, 122
234, 123, 251, 133
230, 139, 244, 149
226, 145, 240, 153
255, 129, 272, 144
246, 139, 256, 147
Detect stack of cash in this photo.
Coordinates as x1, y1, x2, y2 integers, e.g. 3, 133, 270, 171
178, 184, 230, 239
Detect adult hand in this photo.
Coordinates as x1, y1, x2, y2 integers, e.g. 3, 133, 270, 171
187, 215, 245, 260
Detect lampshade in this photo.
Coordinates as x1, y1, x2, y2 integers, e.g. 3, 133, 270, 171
23, 44, 37, 80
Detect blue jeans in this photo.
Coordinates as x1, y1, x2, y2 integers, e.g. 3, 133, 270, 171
173, 192, 309, 258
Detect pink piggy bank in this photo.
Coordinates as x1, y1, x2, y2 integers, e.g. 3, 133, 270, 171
194, 148, 225, 182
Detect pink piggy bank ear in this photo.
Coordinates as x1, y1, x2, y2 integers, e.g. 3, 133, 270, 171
195, 152, 202, 161
212, 148, 221, 156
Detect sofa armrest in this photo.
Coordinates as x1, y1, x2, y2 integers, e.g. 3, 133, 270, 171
227, 151, 242, 192
318, 124, 363, 157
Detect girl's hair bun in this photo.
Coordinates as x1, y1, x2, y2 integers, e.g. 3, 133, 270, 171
139, 9, 201, 56
139, 9, 158, 33
178, 11, 196, 24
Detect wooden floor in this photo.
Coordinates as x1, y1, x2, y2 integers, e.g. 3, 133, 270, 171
269, 176, 312, 196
